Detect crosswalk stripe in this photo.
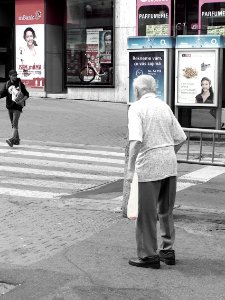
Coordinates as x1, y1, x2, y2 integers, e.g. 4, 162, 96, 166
0, 149, 124, 165
177, 165, 225, 192
0, 142, 125, 157
0, 156, 124, 173
0, 187, 68, 199
179, 166, 225, 183
0, 176, 94, 191
176, 181, 195, 192
0, 166, 122, 181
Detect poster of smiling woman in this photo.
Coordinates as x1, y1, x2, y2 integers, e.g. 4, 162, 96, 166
15, 0, 45, 91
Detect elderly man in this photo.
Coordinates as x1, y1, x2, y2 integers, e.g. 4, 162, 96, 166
127, 75, 186, 269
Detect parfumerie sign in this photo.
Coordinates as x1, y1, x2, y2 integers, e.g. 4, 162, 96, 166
202, 10, 225, 17
139, 12, 169, 19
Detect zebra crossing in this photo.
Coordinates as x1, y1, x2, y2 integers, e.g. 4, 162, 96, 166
1, 139, 225, 267
1, 139, 225, 209
0, 140, 125, 208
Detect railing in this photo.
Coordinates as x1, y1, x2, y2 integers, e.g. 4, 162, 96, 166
177, 128, 225, 166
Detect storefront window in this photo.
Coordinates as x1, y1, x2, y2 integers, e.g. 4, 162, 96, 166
66, 0, 114, 86
201, 2, 225, 35
138, 5, 170, 36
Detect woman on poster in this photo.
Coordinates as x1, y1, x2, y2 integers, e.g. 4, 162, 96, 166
195, 77, 214, 104
19, 27, 40, 66
100, 31, 112, 55
18, 27, 43, 79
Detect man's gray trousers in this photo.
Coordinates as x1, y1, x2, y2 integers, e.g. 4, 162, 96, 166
136, 176, 177, 258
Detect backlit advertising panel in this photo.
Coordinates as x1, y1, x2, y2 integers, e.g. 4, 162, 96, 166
175, 49, 218, 106
129, 50, 166, 104
136, 0, 172, 36
15, 0, 45, 91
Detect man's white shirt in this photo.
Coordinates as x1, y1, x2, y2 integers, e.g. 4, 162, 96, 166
128, 93, 186, 182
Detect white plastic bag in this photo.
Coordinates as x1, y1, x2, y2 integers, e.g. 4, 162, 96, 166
127, 172, 138, 220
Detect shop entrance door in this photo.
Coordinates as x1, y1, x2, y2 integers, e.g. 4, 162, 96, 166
0, 0, 15, 85
174, 0, 198, 35
0, 28, 14, 82
45, 0, 66, 93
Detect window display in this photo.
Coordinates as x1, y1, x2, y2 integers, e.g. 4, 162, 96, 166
138, 5, 169, 36
136, 0, 172, 36
66, 0, 114, 86
199, 0, 225, 34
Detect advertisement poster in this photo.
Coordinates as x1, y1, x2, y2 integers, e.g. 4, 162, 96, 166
86, 28, 103, 82
129, 51, 165, 103
99, 30, 112, 63
15, 0, 45, 91
136, 0, 171, 36
176, 50, 217, 106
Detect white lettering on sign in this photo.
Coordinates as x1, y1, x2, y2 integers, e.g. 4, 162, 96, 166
139, 13, 169, 19
202, 10, 225, 17
140, 0, 169, 3
18, 10, 42, 21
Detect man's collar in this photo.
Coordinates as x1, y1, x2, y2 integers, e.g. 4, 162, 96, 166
140, 93, 155, 101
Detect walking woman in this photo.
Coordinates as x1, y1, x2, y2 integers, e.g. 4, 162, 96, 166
0, 69, 29, 147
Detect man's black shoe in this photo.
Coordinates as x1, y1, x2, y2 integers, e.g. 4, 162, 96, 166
129, 256, 160, 269
6, 139, 13, 147
159, 250, 175, 265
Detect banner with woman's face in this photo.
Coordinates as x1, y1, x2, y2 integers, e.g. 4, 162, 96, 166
175, 49, 218, 107
15, 0, 45, 91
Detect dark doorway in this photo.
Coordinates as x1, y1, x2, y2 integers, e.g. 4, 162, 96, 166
174, 0, 198, 35
0, 0, 15, 82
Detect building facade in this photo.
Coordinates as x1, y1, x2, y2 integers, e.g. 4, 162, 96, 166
0, 0, 225, 103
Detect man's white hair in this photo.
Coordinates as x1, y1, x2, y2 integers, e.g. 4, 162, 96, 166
133, 75, 156, 95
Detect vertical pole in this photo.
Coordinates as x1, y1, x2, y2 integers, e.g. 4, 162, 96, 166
199, 132, 203, 161
212, 133, 215, 163
186, 130, 190, 160
173, 0, 176, 36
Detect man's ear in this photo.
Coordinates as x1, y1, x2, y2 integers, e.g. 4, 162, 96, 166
136, 88, 140, 99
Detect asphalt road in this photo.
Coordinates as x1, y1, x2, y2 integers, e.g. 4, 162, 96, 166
0, 97, 128, 147
0, 97, 225, 299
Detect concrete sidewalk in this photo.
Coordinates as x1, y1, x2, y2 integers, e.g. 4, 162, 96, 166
1, 211, 225, 300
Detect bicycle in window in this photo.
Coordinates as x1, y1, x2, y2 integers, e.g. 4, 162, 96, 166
79, 54, 110, 83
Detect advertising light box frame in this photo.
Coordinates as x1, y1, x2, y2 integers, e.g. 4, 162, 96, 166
175, 48, 219, 107
15, 0, 45, 91
129, 49, 168, 105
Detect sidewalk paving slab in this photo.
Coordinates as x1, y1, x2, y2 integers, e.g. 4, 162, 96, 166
1, 216, 225, 300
